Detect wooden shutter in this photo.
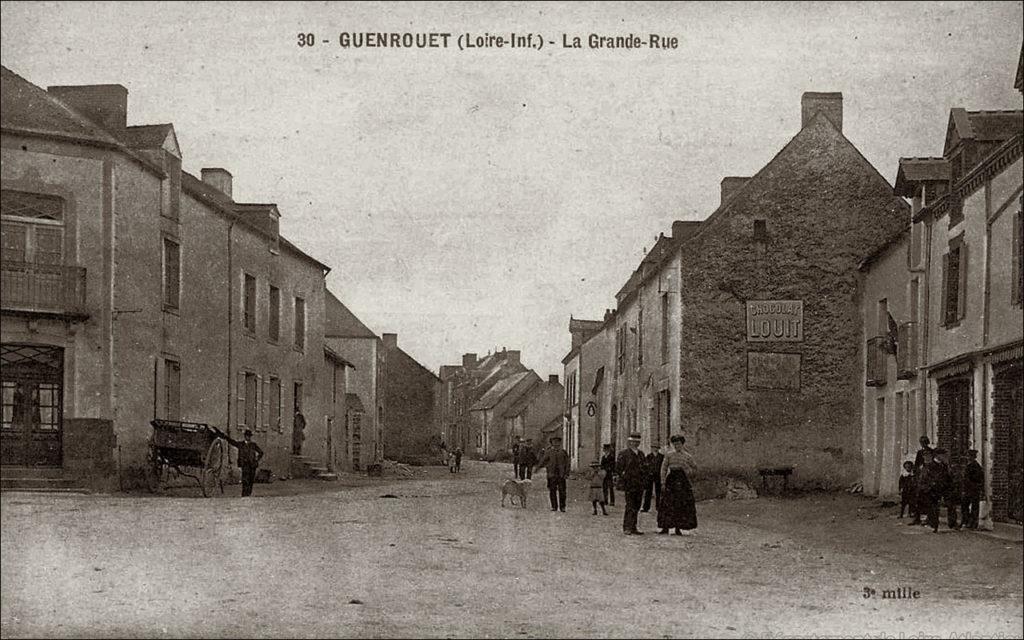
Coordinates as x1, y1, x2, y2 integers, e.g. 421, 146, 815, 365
261, 377, 270, 432
236, 372, 245, 430
0, 222, 27, 262
255, 374, 263, 432
1013, 211, 1022, 306
940, 252, 951, 326
957, 243, 967, 321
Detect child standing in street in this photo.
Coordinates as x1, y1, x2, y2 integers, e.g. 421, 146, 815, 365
588, 461, 608, 515
899, 460, 916, 519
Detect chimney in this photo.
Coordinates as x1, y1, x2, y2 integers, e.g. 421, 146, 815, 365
201, 168, 233, 199
801, 92, 843, 132
548, 374, 559, 385
671, 220, 702, 241
47, 84, 128, 132
505, 350, 521, 367
382, 333, 397, 349
720, 177, 750, 206
462, 353, 478, 369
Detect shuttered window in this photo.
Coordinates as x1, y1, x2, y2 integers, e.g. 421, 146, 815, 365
941, 238, 967, 327
1, 190, 64, 265
163, 238, 180, 310
164, 359, 181, 421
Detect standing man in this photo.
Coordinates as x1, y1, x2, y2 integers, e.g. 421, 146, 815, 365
519, 438, 537, 480
961, 449, 984, 529
535, 435, 570, 512
909, 435, 935, 526
642, 444, 664, 513
617, 433, 647, 535
511, 436, 522, 479
600, 443, 617, 507
216, 428, 264, 497
292, 411, 306, 456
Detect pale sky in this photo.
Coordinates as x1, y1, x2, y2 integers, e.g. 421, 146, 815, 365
2, 1, 1022, 376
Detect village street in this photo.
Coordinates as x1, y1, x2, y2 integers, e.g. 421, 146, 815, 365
2, 462, 1021, 639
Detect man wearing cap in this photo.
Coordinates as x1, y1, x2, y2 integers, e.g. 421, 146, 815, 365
616, 433, 647, 534
642, 444, 664, 513
214, 427, 265, 497
535, 435, 570, 512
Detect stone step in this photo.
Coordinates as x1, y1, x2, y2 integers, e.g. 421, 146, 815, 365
1, 465, 65, 479
1, 476, 88, 493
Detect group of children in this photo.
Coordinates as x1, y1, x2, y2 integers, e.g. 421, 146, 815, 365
446, 446, 463, 473
898, 436, 985, 533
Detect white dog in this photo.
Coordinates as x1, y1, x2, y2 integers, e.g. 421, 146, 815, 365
501, 478, 531, 508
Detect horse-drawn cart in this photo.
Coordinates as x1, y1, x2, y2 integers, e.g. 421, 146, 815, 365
145, 419, 228, 497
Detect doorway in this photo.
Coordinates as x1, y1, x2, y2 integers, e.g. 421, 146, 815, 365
1, 344, 64, 467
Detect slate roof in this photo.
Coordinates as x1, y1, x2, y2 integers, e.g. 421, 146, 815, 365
121, 124, 174, 149
945, 108, 1024, 153
345, 393, 365, 413
0, 66, 121, 146
471, 371, 534, 411
894, 157, 950, 196
325, 290, 377, 339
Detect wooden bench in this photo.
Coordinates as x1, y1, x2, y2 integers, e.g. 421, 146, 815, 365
758, 466, 794, 494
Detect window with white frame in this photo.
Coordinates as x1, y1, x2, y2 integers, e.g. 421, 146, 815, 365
1, 190, 64, 265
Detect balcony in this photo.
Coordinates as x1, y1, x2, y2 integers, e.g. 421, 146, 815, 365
866, 336, 888, 387
1, 261, 88, 319
896, 321, 919, 379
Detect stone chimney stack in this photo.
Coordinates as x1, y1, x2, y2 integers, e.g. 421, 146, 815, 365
801, 92, 843, 132
548, 374, 559, 385
720, 177, 750, 206
382, 333, 397, 349
462, 353, 478, 369
201, 168, 233, 199
47, 84, 128, 132
505, 350, 521, 367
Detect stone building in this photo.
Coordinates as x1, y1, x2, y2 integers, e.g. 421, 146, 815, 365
439, 348, 527, 457
674, 92, 908, 489
861, 82, 1022, 525
323, 289, 382, 471
0, 66, 332, 485
380, 333, 441, 463
500, 374, 564, 450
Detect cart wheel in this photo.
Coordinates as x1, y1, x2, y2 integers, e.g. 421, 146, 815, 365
202, 438, 227, 497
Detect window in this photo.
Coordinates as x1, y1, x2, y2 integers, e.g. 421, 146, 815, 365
294, 381, 304, 417
1, 381, 59, 431
876, 298, 888, 337
269, 285, 280, 342
1013, 209, 1022, 306
616, 325, 626, 375
163, 238, 180, 310
660, 293, 669, 365
294, 296, 306, 350
1, 190, 64, 265
164, 359, 181, 420
243, 273, 257, 333
941, 239, 967, 326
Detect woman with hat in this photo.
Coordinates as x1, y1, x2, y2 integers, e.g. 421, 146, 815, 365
657, 434, 698, 535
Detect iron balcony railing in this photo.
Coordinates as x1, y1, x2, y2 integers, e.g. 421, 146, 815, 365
896, 321, 919, 379
1, 260, 87, 316
866, 336, 888, 387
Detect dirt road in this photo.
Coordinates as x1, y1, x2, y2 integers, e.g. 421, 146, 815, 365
2, 461, 1021, 638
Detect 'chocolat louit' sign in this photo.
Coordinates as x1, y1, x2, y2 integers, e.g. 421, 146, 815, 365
746, 300, 803, 342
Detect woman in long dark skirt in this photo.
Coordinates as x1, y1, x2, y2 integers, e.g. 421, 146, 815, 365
657, 434, 698, 535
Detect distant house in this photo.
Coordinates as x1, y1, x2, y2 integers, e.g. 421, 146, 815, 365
380, 333, 441, 463
470, 370, 539, 460
501, 374, 564, 453
439, 348, 528, 457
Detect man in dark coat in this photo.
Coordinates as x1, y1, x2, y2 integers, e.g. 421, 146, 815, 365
519, 438, 537, 480
511, 437, 522, 478
909, 435, 935, 525
535, 435, 570, 512
642, 444, 664, 513
916, 448, 950, 533
217, 428, 264, 497
935, 448, 960, 530
616, 433, 647, 535
960, 448, 984, 529
600, 443, 617, 506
